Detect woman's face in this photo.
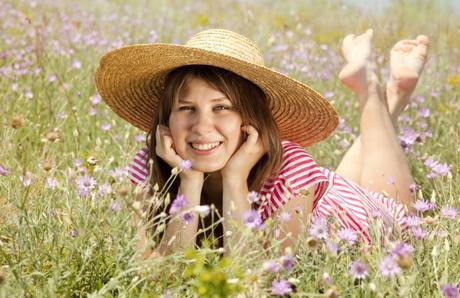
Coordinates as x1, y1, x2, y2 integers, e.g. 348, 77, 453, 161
168, 77, 244, 173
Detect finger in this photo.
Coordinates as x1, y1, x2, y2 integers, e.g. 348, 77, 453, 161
241, 125, 259, 145
242, 125, 266, 153
155, 125, 162, 146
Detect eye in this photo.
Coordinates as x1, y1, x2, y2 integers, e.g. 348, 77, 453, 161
178, 106, 194, 111
214, 105, 231, 111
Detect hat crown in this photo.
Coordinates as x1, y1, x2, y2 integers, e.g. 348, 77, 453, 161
185, 29, 265, 66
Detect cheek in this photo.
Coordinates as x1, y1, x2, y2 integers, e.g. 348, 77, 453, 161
223, 117, 243, 144
168, 116, 187, 147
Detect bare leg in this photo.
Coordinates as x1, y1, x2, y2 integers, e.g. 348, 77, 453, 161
337, 35, 430, 183
336, 31, 429, 208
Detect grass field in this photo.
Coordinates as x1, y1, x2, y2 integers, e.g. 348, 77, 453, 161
1, 0, 459, 296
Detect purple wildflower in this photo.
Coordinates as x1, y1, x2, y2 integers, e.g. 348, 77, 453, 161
134, 134, 145, 143
246, 191, 260, 204
109, 168, 126, 181
271, 279, 292, 296
74, 159, 83, 168
180, 211, 194, 224
89, 107, 97, 116
48, 74, 57, 82
348, 260, 369, 279
406, 214, 422, 227
399, 127, 418, 148
415, 95, 425, 103
392, 243, 414, 257
412, 199, 435, 212
71, 59, 81, 69
100, 123, 111, 131
417, 107, 430, 117
45, 177, 58, 189
411, 226, 428, 240
277, 211, 292, 222
98, 183, 112, 196
409, 183, 417, 193
431, 163, 451, 177
308, 217, 328, 239
110, 201, 121, 212
322, 272, 332, 285
281, 255, 294, 271
90, 94, 101, 105
169, 194, 188, 215
243, 209, 263, 229
379, 255, 401, 276
324, 91, 334, 99
0, 164, 10, 176
337, 227, 358, 245
179, 159, 192, 171
19, 172, 32, 187
425, 158, 451, 178
441, 284, 459, 298
263, 260, 280, 273
76, 175, 96, 198
325, 240, 339, 255
441, 206, 458, 219
194, 205, 210, 217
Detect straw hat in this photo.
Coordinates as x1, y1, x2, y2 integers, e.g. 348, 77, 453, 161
95, 29, 338, 147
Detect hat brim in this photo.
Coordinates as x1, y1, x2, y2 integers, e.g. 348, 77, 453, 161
95, 44, 338, 147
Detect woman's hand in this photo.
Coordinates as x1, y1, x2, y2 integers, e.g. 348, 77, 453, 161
155, 125, 204, 184
221, 125, 267, 183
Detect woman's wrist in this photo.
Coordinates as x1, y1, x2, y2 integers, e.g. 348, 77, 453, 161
178, 174, 204, 205
222, 172, 248, 187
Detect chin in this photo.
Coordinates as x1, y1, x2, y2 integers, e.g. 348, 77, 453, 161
192, 161, 226, 173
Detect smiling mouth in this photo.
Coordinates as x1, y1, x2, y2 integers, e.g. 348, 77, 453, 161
189, 141, 222, 151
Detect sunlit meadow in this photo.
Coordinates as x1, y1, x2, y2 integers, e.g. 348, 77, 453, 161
1, 0, 460, 296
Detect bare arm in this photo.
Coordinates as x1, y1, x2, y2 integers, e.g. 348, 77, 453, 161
135, 125, 204, 259
134, 177, 203, 259
222, 176, 251, 249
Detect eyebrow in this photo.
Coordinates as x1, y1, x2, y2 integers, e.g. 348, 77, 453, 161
177, 97, 230, 104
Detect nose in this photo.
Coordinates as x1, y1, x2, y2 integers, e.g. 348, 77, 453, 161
191, 110, 213, 134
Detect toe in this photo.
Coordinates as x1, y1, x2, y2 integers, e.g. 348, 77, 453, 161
416, 35, 430, 46
343, 34, 356, 46
392, 39, 417, 51
365, 29, 373, 38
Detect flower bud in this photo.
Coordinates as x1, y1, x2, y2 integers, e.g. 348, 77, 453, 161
117, 186, 129, 197
325, 286, 339, 298
45, 131, 59, 142
42, 160, 53, 171
397, 255, 413, 270
11, 115, 25, 129
306, 237, 319, 249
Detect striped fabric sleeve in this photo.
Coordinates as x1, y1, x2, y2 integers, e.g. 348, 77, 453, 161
127, 145, 149, 185
258, 141, 330, 220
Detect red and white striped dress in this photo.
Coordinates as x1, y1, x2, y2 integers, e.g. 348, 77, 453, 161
128, 140, 407, 241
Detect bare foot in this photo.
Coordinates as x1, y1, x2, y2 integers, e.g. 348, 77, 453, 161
339, 29, 374, 95
386, 35, 429, 118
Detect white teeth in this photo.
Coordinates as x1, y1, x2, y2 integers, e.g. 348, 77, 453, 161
191, 142, 220, 151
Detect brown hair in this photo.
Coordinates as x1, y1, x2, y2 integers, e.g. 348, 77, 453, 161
146, 65, 282, 245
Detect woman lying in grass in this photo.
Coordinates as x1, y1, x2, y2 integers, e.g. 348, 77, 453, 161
95, 28, 429, 257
